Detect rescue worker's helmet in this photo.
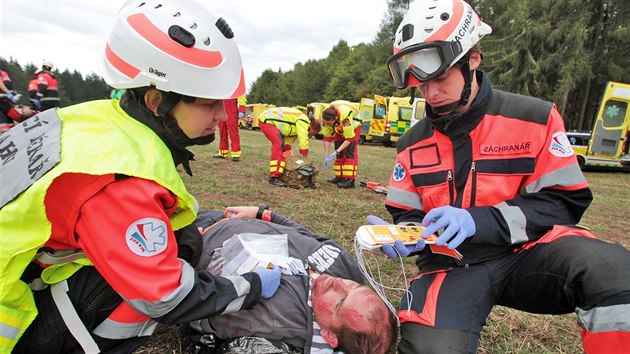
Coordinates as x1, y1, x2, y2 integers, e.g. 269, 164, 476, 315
99, 0, 245, 99
387, 0, 491, 88
42, 60, 54, 71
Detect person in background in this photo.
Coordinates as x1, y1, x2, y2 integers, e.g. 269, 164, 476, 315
27, 78, 41, 110
184, 206, 398, 354
321, 100, 361, 189
237, 94, 247, 120
214, 97, 242, 161
382, 0, 630, 353
1, 68, 14, 91
34, 60, 61, 111
258, 106, 321, 187
0, 2, 280, 353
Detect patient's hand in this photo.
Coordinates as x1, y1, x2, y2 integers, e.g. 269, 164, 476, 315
223, 206, 257, 219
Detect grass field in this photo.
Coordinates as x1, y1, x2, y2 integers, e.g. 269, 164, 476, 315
138, 129, 630, 353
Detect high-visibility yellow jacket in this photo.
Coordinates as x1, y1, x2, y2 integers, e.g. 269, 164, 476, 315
0, 100, 196, 352
321, 100, 360, 140
259, 107, 311, 154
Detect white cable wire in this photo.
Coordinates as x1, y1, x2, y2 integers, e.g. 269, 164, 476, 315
354, 238, 414, 326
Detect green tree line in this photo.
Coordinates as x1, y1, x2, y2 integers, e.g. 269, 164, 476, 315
248, 0, 630, 131
3, 0, 628, 131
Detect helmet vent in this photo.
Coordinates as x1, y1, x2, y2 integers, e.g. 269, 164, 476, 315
190, 22, 198, 29
401, 24, 414, 42
440, 12, 450, 21
203, 37, 211, 46
173, 11, 181, 17
138, 2, 146, 8
215, 17, 234, 39
154, 4, 162, 9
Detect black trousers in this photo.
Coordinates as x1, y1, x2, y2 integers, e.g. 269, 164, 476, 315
14, 267, 150, 354
397, 236, 630, 353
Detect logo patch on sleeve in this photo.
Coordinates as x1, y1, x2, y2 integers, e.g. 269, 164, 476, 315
393, 163, 406, 182
126, 218, 168, 257
548, 132, 574, 157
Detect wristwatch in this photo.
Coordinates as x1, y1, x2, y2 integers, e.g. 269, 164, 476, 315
256, 204, 269, 220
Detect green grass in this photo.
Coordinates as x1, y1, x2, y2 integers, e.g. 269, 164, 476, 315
139, 129, 630, 353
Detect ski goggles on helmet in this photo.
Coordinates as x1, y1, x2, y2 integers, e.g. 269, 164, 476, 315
387, 40, 464, 88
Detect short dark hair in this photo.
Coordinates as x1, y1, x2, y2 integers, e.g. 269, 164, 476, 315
335, 305, 398, 354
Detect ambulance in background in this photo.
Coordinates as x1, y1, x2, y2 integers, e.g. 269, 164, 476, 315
361, 95, 413, 146
244, 103, 275, 130
574, 81, 630, 170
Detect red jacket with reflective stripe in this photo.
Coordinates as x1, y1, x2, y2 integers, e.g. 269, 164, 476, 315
386, 72, 593, 266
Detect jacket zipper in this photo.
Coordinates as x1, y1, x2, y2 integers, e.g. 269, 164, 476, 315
447, 170, 454, 205
470, 162, 477, 207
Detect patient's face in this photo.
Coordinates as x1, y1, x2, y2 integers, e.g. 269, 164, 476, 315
311, 274, 386, 333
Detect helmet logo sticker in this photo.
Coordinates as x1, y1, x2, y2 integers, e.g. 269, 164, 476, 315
126, 218, 168, 257
549, 132, 575, 158
148, 67, 166, 78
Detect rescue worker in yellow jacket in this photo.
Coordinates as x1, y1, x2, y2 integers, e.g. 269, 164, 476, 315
0, 2, 281, 353
321, 100, 361, 189
259, 106, 321, 187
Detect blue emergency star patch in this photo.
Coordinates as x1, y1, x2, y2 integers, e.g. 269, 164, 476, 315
126, 218, 168, 257
393, 163, 406, 182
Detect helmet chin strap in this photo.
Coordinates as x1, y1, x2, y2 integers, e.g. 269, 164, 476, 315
157, 92, 215, 148
430, 54, 473, 115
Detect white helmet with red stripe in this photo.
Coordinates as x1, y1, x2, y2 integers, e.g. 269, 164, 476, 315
387, 0, 491, 88
99, 0, 245, 99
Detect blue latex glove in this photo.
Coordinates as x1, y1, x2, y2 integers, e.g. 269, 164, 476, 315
366, 215, 426, 259
32, 99, 41, 109
238, 112, 244, 119
323, 151, 336, 170
255, 265, 281, 299
5, 92, 13, 101
421, 206, 476, 249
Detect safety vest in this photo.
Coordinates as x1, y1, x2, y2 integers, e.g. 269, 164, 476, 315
321, 100, 360, 139
0, 100, 197, 352
259, 107, 311, 151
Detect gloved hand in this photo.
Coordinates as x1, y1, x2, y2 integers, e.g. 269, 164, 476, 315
32, 99, 41, 109
5, 91, 13, 101
255, 265, 282, 299
323, 151, 336, 170
421, 206, 476, 249
11, 93, 21, 104
238, 112, 244, 119
366, 215, 426, 259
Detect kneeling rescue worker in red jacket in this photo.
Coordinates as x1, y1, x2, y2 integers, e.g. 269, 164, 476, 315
382, 0, 630, 353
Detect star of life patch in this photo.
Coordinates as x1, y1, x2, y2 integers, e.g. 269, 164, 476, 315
548, 131, 574, 158
392, 162, 406, 182
126, 218, 168, 257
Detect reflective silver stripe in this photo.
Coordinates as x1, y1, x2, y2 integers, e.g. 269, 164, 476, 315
222, 275, 252, 314
386, 185, 424, 210
40, 97, 61, 102
524, 164, 586, 193
495, 202, 528, 244
36, 249, 86, 264
577, 303, 630, 332
93, 318, 157, 339
0, 323, 20, 341
126, 260, 195, 317
50, 281, 100, 353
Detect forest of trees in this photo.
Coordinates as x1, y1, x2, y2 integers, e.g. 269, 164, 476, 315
247, 0, 630, 131
3, 0, 629, 131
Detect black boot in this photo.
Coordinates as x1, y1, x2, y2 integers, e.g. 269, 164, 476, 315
337, 179, 355, 189
327, 177, 344, 184
268, 177, 287, 187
